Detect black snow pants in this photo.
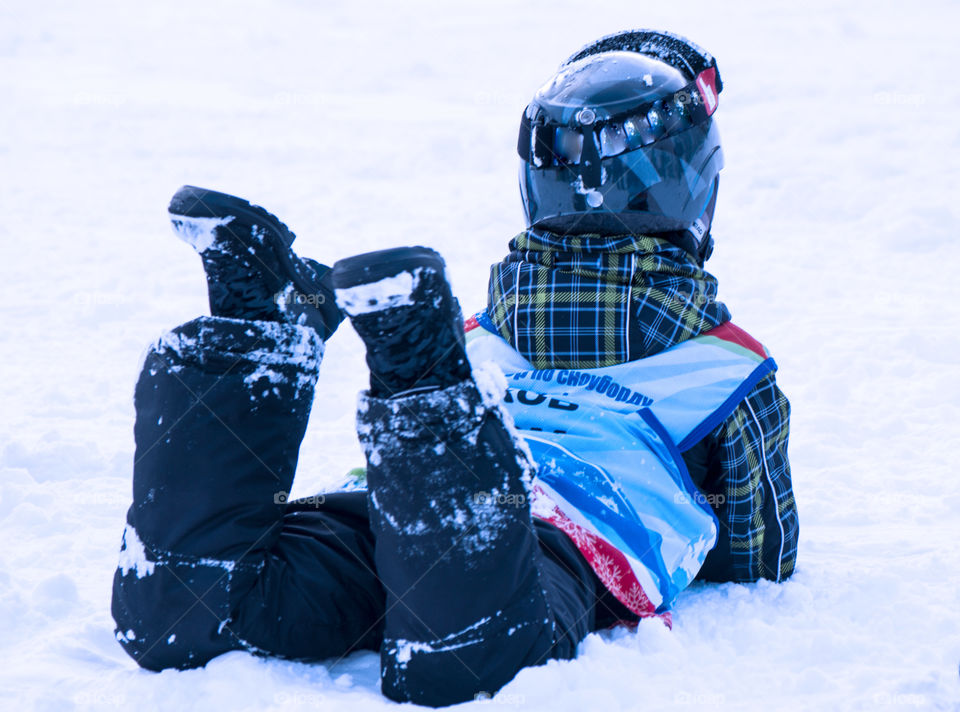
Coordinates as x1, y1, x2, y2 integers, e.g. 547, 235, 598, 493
111, 316, 633, 707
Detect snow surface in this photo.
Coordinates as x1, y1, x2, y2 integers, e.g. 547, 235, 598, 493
169, 215, 234, 253
334, 268, 422, 315
2, 0, 959, 710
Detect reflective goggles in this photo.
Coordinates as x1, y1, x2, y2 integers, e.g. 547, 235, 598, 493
518, 71, 719, 168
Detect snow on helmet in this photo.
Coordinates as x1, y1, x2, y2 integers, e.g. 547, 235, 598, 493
517, 30, 724, 256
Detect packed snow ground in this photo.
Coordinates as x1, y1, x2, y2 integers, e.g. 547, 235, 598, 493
2, 0, 959, 709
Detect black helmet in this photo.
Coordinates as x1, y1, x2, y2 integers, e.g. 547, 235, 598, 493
517, 30, 724, 260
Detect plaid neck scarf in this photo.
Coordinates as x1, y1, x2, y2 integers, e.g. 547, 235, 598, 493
486, 229, 731, 369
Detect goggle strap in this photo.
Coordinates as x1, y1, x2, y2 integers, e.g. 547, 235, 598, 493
696, 67, 720, 116
518, 112, 532, 160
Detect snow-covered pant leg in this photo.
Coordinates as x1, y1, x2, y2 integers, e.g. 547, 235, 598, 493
357, 379, 596, 707
111, 317, 383, 670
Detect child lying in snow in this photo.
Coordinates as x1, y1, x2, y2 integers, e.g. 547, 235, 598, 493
111, 29, 797, 707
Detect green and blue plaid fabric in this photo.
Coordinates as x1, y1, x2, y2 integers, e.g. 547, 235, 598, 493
486, 228, 797, 584
487, 229, 731, 369
706, 373, 798, 582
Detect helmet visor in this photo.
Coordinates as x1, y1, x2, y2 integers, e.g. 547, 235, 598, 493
521, 79, 709, 168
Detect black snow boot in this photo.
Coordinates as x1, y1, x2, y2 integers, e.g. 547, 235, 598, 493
333, 246, 562, 706
168, 185, 343, 341
330, 246, 471, 397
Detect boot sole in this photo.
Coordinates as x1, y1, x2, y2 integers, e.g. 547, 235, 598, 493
168, 185, 321, 300
168, 185, 296, 248
330, 246, 446, 290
